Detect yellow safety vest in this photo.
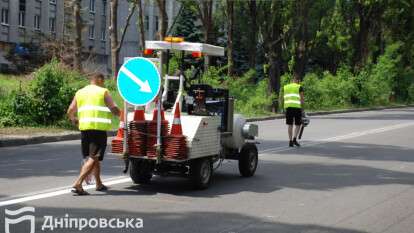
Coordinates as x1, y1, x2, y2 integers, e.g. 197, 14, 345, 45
283, 83, 302, 109
76, 85, 112, 131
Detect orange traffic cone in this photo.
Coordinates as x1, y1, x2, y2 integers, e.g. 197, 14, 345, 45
152, 108, 166, 121
170, 102, 183, 135
133, 108, 145, 121
116, 109, 125, 138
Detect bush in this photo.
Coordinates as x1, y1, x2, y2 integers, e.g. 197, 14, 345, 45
0, 60, 86, 127
408, 83, 414, 103
228, 70, 275, 116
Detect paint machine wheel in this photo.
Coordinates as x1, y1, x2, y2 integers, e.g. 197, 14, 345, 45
238, 143, 258, 177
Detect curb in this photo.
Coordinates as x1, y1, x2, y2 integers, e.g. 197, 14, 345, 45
1, 105, 413, 147
0, 131, 117, 148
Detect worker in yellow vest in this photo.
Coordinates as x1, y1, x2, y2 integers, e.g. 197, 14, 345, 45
67, 73, 120, 195
283, 76, 304, 147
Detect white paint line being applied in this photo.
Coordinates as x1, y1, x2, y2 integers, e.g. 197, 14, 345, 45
0, 177, 131, 207
1, 122, 414, 207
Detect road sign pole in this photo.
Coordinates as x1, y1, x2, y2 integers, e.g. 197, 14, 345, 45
156, 52, 164, 164
123, 102, 128, 157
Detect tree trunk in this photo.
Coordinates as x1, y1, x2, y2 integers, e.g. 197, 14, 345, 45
110, 0, 119, 78
195, 0, 214, 70
353, 2, 370, 71
110, 0, 137, 78
268, 52, 281, 113
248, 0, 257, 71
226, 0, 234, 76
137, 0, 146, 55
293, 0, 310, 81
156, 0, 168, 39
156, 0, 169, 68
73, 0, 82, 72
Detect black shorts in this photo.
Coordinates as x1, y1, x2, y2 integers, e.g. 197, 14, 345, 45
81, 130, 107, 161
285, 107, 302, 125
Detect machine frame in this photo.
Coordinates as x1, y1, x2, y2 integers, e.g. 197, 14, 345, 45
120, 39, 258, 189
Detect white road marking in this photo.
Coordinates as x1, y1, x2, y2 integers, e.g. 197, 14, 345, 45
260, 122, 414, 154
1, 122, 414, 207
0, 177, 131, 207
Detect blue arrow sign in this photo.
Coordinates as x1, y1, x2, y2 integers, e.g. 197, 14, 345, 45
117, 57, 161, 106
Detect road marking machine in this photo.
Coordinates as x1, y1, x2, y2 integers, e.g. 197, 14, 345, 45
112, 38, 259, 189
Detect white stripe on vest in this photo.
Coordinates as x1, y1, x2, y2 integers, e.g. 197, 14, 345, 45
78, 105, 111, 113
284, 93, 300, 98
284, 100, 301, 105
79, 118, 112, 124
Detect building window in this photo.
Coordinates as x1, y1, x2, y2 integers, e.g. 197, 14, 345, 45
19, 11, 25, 27
89, 0, 95, 13
101, 27, 106, 41
89, 25, 95, 39
155, 16, 159, 31
1, 8, 8, 25
49, 17, 56, 32
34, 15, 40, 30
102, 0, 107, 16
145, 15, 149, 31
50, 0, 56, 4
19, 0, 26, 27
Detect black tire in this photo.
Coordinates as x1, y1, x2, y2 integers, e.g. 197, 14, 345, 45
129, 158, 153, 184
238, 143, 258, 177
190, 157, 213, 189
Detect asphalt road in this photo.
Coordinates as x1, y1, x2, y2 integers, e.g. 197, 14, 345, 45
1, 108, 414, 233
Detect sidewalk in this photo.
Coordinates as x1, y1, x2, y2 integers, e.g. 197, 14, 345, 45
1, 105, 412, 147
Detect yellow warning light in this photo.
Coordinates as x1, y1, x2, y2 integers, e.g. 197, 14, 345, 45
164, 37, 184, 43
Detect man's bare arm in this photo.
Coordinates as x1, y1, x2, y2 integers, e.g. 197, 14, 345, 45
300, 91, 305, 109
67, 97, 78, 125
104, 91, 121, 117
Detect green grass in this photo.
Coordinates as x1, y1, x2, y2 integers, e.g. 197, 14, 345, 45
0, 74, 30, 98
0, 126, 74, 136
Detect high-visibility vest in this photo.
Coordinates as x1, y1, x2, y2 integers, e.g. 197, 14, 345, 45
283, 83, 302, 109
76, 85, 112, 131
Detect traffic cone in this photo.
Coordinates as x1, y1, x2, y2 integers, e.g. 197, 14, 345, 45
170, 102, 183, 135
152, 108, 166, 121
111, 109, 125, 154
116, 109, 125, 138
133, 108, 146, 121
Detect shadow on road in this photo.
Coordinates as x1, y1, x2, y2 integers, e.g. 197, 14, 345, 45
0, 205, 369, 233
98, 158, 414, 198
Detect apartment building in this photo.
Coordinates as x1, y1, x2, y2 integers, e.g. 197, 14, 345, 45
0, 0, 181, 73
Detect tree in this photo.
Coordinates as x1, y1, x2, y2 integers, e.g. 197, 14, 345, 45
258, 0, 287, 112
352, 0, 385, 70
137, 0, 146, 54
171, 2, 202, 42
226, 0, 234, 76
155, 0, 168, 39
292, 0, 311, 80
155, 0, 169, 67
73, 0, 82, 72
110, 0, 138, 78
192, 0, 214, 69
247, 0, 257, 71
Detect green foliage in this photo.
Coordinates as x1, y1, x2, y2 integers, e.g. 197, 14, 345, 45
0, 60, 87, 127
170, 2, 202, 42
290, 42, 411, 111
408, 83, 414, 103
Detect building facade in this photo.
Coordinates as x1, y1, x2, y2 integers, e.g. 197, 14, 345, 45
0, 0, 181, 73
